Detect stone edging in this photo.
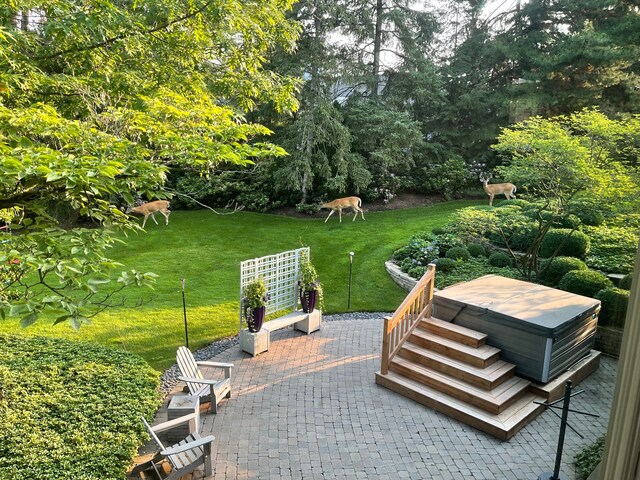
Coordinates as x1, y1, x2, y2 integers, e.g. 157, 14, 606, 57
385, 261, 417, 292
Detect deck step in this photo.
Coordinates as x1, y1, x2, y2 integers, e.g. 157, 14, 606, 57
419, 317, 487, 348
389, 357, 530, 414
375, 370, 544, 441
409, 329, 501, 368
398, 342, 516, 391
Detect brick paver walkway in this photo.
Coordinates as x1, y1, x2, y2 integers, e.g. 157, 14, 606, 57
150, 316, 616, 480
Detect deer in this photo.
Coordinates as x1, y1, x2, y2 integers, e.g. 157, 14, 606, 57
480, 175, 517, 206
126, 200, 171, 228
320, 196, 365, 223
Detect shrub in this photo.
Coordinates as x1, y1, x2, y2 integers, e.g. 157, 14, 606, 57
569, 199, 607, 227
584, 226, 637, 274
575, 436, 605, 480
488, 252, 513, 267
539, 229, 590, 259
432, 232, 464, 254
509, 223, 539, 252
595, 288, 630, 328
446, 207, 497, 243
446, 246, 471, 261
0, 335, 161, 480
393, 233, 439, 266
558, 270, 614, 298
467, 243, 487, 258
538, 256, 589, 287
620, 273, 632, 290
431, 226, 446, 235
434, 257, 458, 273
435, 257, 524, 289
497, 199, 531, 208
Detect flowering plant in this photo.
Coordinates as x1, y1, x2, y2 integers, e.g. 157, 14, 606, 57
243, 277, 269, 329
298, 252, 324, 310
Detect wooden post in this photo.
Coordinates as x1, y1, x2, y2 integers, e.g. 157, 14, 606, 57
381, 316, 391, 375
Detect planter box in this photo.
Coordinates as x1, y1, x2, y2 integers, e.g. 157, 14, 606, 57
240, 328, 269, 356
295, 309, 322, 334
433, 275, 600, 383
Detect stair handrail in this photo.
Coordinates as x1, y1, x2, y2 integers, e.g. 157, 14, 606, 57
381, 263, 436, 375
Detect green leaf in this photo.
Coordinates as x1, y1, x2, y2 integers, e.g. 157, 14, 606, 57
20, 312, 38, 328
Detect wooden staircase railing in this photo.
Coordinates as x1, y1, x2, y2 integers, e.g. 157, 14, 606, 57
381, 263, 436, 375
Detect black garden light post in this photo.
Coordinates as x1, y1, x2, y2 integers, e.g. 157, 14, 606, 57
348, 251, 354, 310
181, 278, 189, 348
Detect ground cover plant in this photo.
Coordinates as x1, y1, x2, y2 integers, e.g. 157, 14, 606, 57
0, 201, 479, 370
0, 334, 161, 480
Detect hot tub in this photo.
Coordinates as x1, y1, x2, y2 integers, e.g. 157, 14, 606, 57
432, 275, 600, 383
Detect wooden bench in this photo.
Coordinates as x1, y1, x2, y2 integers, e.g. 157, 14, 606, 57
240, 309, 321, 357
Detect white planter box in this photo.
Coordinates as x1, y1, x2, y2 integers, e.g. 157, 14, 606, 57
240, 328, 270, 357
295, 309, 322, 334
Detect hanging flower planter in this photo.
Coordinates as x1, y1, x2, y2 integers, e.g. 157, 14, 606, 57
298, 251, 323, 313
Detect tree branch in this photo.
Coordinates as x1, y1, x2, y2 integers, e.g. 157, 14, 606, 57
37, 0, 216, 60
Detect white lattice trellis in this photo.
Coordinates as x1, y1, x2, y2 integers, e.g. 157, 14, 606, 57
239, 247, 309, 330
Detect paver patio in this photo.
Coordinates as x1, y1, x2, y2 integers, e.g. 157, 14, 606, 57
145, 315, 616, 480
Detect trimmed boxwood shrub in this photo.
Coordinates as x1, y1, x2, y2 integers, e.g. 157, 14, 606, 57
595, 287, 630, 328
488, 252, 513, 267
435, 257, 525, 289
558, 270, 614, 298
0, 335, 161, 480
538, 256, 589, 287
584, 226, 637, 274
539, 229, 590, 259
435, 257, 458, 273
620, 273, 632, 290
446, 246, 471, 261
467, 243, 486, 258
509, 224, 539, 252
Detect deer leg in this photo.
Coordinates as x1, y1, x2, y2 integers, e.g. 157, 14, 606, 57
324, 210, 335, 223
338, 208, 342, 223
141, 215, 148, 228
360, 207, 365, 221
161, 210, 170, 225
489, 194, 494, 206
150, 212, 159, 225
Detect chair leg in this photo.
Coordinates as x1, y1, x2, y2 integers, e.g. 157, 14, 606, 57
204, 443, 213, 476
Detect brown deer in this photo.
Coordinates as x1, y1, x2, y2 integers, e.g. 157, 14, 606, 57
320, 196, 365, 223
126, 200, 171, 228
480, 175, 517, 206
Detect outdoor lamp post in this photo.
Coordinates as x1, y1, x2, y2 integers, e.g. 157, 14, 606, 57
181, 278, 189, 348
348, 252, 354, 309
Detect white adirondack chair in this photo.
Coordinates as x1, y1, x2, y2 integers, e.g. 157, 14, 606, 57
176, 346, 233, 413
133, 413, 215, 480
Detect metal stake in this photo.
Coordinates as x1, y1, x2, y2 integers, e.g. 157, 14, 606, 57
538, 380, 573, 480
181, 278, 189, 348
348, 252, 354, 309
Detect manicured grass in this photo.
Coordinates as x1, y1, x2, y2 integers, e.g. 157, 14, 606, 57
0, 200, 480, 370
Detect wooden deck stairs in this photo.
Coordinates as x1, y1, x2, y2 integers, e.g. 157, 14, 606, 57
376, 316, 545, 440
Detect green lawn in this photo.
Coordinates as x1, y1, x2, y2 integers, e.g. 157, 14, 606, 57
0, 200, 480, 370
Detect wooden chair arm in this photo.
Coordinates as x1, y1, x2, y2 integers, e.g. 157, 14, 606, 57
178, 375, 223, 386
150, 413, 198, 434
161, 435, 215, 456
196, 361, 234, 369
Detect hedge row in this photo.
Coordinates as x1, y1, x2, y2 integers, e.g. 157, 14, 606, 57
0, 335, 161, 480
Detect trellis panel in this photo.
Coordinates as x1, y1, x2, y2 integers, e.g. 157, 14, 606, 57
239, 247, 309, 330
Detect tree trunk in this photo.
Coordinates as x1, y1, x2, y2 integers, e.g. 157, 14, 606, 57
371, 0, 384, 97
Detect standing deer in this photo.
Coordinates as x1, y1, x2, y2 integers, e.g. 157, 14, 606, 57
480, 176, 517, 206
320, 196, 365, 223
126, 200, 171, 228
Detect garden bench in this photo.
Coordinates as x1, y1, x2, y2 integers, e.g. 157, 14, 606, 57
239, 248, 322, 356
